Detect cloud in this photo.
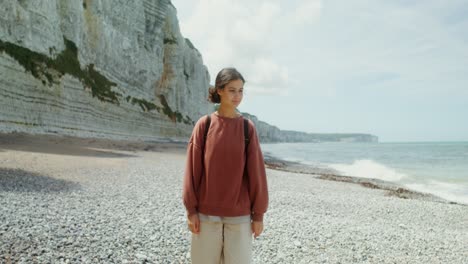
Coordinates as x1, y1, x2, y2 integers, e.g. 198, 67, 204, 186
174, 0, 321, 95
291, 0, 321, 25
244, 57, 290, 95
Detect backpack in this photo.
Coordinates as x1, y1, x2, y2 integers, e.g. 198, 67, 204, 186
203, 114, 250, 153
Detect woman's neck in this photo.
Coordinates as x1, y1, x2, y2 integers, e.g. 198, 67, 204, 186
216, 105, 238, 118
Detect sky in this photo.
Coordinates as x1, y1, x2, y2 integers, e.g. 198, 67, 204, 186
171, 0, 468, 142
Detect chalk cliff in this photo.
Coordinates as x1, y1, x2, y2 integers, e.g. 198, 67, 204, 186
0, 0, 210, 141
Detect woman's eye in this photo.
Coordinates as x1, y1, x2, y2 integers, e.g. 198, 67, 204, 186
228, 90, 243, 94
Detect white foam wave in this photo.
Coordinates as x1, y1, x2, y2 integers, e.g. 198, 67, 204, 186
405, 180, 468, 205
328, 159, 407, 182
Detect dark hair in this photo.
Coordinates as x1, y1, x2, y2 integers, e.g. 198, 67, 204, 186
208, 67, 245, 103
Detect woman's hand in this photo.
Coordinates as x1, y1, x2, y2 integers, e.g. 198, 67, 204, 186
188, 214, 200, 234
251, 221, 263, 238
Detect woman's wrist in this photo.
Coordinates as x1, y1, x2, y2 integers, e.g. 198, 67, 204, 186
251, 212, 264, 222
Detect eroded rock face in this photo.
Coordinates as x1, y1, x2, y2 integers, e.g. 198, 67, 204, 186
0, 0, 211, 141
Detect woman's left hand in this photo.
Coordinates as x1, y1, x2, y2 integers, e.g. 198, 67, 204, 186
251, 221, 264, 239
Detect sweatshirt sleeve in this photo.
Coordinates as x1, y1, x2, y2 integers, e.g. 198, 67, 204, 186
246, 121, 269, 222
182, 118, 205, 217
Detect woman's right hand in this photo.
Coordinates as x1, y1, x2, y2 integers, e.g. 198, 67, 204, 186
187, 213, 200, 234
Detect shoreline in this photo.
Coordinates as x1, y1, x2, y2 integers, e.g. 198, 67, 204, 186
263, 153, 465, 206
1, 131, 463, 206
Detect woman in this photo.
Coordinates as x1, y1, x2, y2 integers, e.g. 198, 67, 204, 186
182, 67, 269, 263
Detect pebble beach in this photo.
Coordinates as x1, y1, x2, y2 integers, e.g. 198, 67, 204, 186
1, 133, 467, 263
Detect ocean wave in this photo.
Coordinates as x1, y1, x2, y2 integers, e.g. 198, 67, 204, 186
405, 181, 468, 205
327, 159, 408, 182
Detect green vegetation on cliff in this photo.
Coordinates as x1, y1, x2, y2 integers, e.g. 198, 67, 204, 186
158, 95, 193, 125
126, 96, 160, 112
0, 38, 192, 124
0, 37, 120, 103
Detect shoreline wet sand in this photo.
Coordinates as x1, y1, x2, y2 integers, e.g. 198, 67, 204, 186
263, 154, 463, 206
1, 133, 467, 263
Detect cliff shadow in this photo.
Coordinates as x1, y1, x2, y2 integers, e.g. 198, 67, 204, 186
0, 133, 137, 158
0, 168, 81, 193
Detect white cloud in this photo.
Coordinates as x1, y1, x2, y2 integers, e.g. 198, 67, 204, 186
245, 58, 289, 95
291, 0, 321, 25
174, 0, 322, 95
231, 2, 281, 49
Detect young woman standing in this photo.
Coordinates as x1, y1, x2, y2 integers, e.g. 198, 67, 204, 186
182, 67, 269, 263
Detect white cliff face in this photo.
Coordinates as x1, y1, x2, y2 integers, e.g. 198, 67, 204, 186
0, 0, 211, 141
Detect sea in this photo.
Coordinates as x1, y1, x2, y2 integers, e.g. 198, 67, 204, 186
260, 141, 468, 205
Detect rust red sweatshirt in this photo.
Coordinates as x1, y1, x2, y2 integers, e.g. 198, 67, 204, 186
182, 113, 269, 222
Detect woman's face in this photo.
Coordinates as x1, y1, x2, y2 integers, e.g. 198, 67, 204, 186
217, 79, 244, 108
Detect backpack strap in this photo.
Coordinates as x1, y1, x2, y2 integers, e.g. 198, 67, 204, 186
243, 118, 250, 152
204, 114, 211, 146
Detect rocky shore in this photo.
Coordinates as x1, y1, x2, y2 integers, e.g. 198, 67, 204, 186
1, 133, 467, 263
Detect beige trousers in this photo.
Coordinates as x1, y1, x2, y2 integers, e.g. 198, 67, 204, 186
190, 221, 252, 264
